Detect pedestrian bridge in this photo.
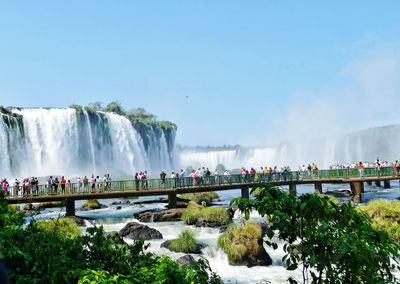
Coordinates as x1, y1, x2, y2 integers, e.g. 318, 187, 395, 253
5, 166, 400, 216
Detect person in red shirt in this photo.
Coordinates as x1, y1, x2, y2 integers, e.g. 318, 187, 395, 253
60, 176, 66, 194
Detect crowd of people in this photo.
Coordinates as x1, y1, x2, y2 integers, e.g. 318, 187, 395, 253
2, 158, 400, 196
1, 174, 113, 197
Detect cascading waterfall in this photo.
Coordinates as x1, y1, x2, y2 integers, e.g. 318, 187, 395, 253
0, 108, 177, 178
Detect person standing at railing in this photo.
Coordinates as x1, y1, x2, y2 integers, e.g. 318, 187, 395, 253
107, 174, 112, 191
134, 173, 139, 190
214, 169, 220, 185
66, 180, 72, 193
191, 169, 198, 186
90, 175, 96, 193
60, 176, 66, 194
259, 167, 264, 182
13, 179, 20, 196
77, 177, 82, 193
171, 171, 177, 188
358, 162, 365, 177
160, 170, 166, 188
47, 176, 53, 193
178, 169, 185, 187
394, 161, 399, 176
223, 169, 230, 184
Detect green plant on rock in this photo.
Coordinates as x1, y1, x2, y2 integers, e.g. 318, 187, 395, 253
182, 205, 229, 226
169, 229, 198, 253
180, 192, 219, 206
217, 222, 262, 264
83, 199, 102, 209
230, 184, 400, 284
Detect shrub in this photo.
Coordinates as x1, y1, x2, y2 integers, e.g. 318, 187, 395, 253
182, 206, 230, 226
36, 218, 81, 238
217, 222, 262, 264
169, 230, 199, 253
358, 199, 400, 243
83, 199, 102, 209
180, 192, 219, 206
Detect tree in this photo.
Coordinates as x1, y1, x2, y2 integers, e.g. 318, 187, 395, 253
103, 101, 126, 116
231, 185, 400, 283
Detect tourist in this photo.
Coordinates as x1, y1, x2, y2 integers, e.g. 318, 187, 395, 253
77, 177, 83, 193
223, 169, 230, 184
13, 179, 20, 196
90, 175, 96, 193
83, 176, 89, 192
178, 169, 185, 187
358, 162, 365, 177
102, 175, 107, 191
214, 169, 220, 185
107, 174, 112, 191
191, 169, 198, 186
134, 172, 139, 190
259, 167, 264, 182
2, 179, 9, 196
47, 176, 53, 193
143, 171, 148, 189
394, 161, 399, 176
160, 170, 166, 188
53, 177, 59, 193
171, 171, 177, 188
60, 176, 66, 194
66, 180, 72, 193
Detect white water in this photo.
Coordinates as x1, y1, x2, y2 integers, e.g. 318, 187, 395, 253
0, 108, 175, 178
179, 125, 400, 170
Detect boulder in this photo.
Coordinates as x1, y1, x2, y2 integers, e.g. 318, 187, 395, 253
160, 240, 205, 254
119, 222, 163, 240
111, 200, 131, 205
176, 255, 196, 266
244, 246, 273, 267
116, 206, 122, 210
135, 208, 185, 222
66, 216, 90, 227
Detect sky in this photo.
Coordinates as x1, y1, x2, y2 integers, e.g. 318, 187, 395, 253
0, 1, 399, 146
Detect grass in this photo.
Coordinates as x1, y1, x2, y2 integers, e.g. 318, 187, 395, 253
217, 222, 262, 264
169, 229, 199, 253
180, 192, 219, 206
358, 199, 400, 243
181, 204, 230, 226
36, 218, 81, 239
83, 199, 102, 209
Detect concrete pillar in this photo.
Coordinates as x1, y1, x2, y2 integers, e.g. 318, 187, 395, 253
384, 180, 391, 189
65, 199, 75, 216
351, 182, 363, 203
241, 187, 250, 199
289, 183, 297, 197
375, 180, 381, 187
168, 192, 177, 208
314, 182, 323, 195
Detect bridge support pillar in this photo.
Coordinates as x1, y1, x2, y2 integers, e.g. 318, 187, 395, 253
241, 187, 250, 199
366, 181, 372, 186
384, 180, 391, 189
375, 181, 381, 187
65, 199, 75, 217
350, 182, 363, 204
289, 183, 296, 197
314, 182, 323, 195
168, 192, 177, 208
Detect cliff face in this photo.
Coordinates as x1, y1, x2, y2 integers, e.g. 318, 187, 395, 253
0, 105, 177, 178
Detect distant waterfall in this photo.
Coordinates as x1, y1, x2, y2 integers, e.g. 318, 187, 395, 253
0, 108, 177, 178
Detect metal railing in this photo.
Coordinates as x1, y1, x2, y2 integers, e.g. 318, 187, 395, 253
4, 166, 399, 198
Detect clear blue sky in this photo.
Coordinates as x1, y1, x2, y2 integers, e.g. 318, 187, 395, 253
1, 1, 400, 146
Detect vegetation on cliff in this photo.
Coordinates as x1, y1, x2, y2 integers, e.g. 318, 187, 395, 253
182, 204, 230, 226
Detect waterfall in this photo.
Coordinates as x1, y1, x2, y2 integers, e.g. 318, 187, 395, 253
1, 108, 177, 179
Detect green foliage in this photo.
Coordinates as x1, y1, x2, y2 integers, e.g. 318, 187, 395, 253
182, 205, 230, 226
70, 104, 83, 114
103, 101, 126, 116
180, 192, 219, 206
0, 192, 222, 284
358, 199, 400, 243
85, 101, 103, 113
217, 222, 262, 264
169, 230, 199, 253
83, 199, 102, 209
36, 218, 81, 239
230, 185, 400, 283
